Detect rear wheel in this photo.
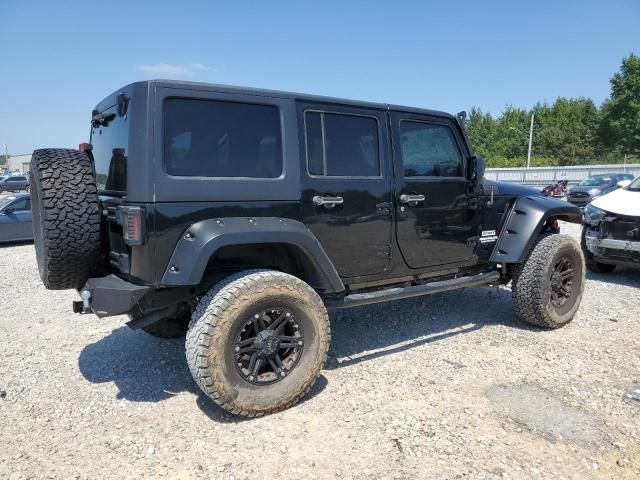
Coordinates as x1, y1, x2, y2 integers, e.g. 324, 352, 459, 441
512, 234, 585, 329
30, 149, 101, 290
185, 270, 330, 417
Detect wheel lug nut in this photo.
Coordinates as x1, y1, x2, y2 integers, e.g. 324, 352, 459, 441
298, 341, 303, 346
254, 314, 260, 319
235, 346, 240, 352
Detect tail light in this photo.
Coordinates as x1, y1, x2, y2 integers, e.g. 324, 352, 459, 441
120, 206, 145, 246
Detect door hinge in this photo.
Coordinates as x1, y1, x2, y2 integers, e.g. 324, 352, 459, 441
376, 202, 393, 216
376, 245, 391, 257
468, 197, 481, 210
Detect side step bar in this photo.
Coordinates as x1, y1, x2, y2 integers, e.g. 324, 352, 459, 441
325, 270, 500, 309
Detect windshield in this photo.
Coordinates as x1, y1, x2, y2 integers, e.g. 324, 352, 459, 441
579, 176, 611, 187
629, 176, 640, 191
0, 196, 16, 210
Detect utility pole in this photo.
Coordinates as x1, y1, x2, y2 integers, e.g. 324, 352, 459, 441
526, 113, 534, 169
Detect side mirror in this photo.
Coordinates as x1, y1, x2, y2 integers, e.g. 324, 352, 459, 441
468, 156, 485, 182
3, 207, 13, 215
617, 179, 632, 189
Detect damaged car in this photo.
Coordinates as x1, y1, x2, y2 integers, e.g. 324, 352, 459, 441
582, 176, 640, 273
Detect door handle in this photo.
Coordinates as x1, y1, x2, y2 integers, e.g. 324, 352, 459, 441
313, 195, 344, 207
399, 194, 426, 204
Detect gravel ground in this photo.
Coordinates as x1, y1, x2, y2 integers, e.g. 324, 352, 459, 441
1, 222, 639, 480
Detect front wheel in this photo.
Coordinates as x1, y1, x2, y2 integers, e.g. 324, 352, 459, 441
185, 270, 330, 417
512, 234, 585, 329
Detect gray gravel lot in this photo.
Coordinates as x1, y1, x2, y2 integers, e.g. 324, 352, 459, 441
1, 222, 639, 479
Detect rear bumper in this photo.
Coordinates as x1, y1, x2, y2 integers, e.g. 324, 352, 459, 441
77, 275, 150, 318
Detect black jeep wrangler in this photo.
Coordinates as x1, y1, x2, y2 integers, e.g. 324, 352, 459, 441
30, 80, 585, 417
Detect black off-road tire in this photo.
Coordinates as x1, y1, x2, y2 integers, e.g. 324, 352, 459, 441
185, 270, 330, 417
580, 228, 616, 273
512, 234, 585, 329
142, 313, 191, 339
30, 149, 101, 290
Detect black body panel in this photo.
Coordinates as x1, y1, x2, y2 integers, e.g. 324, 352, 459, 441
491, 195, 582, 263
161, 217, 344, 292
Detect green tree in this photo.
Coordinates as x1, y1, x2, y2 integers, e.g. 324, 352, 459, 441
533, 98, 599, 165
599, 53, 640, 155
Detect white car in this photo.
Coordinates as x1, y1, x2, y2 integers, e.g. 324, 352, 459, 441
582, 177, 640, 272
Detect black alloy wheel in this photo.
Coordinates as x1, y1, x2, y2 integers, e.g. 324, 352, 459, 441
549, 255, 575, 308
233, 308, 304, 385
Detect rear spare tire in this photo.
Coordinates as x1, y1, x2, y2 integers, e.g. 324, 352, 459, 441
30, 149, 101, 290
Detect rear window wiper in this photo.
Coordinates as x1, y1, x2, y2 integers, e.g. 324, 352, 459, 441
91, 112, 116, 128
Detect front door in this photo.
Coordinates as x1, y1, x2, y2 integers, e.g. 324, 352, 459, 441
0, 196, 32, 241
391, 112, 477, 268
299, 103, 392, 279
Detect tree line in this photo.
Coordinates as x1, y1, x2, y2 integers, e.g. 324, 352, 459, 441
466, 54, 640, 168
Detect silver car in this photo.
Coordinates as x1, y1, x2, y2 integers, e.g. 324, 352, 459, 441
0, 193, 33, 243
0, 174, 30, 193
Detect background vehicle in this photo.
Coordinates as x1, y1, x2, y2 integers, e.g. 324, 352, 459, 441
29, 81, 584, 417
582, 176, 640, 273
0, 175, 29, 193
0, 193, 33, 242
567, 173, 634, 207
541, 180, 568, 197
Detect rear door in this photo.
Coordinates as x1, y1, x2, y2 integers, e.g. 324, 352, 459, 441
391, 111, 477, 268
299, 102, 393, 279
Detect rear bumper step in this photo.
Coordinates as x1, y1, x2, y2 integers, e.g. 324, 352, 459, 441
75, 275, 150, 318
325, 270, 500, 309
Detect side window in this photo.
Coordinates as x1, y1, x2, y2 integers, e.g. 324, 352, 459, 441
9, 198, 30, 211
305, 111, 380, 177
164, 98, 283, 178
399, 121, 462, 177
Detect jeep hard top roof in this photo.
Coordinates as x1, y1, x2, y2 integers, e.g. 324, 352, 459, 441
95, 80, 455, 120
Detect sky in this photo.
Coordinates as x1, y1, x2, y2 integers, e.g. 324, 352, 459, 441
1, 0, 638, 155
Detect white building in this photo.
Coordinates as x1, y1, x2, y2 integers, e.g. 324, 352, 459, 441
7, 154, 31, 173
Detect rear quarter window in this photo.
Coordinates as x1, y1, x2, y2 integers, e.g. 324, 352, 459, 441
164, 98, 283, 178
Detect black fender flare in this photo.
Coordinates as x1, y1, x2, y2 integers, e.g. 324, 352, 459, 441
160, 217, 345, 293
491, 195, 582, 264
